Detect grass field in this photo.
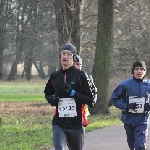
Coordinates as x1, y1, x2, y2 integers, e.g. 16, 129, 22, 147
0, 80, 46, 102
0, 80, 121, 150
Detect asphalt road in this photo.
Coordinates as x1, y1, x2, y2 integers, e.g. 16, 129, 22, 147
49, 123, 150, 150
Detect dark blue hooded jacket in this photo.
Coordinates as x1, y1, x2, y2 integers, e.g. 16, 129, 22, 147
111, 77, 150, 125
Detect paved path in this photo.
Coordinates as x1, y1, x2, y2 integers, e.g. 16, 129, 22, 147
50, 123, 150, 150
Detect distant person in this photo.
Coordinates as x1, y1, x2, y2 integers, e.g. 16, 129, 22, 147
73, 54, 82, 70
73, 55, 97, 126
44, 43, 96, 150
111, 61, 150, 150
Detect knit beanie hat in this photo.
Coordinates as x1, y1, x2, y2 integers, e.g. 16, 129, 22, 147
132, 61, 146, 74
73, 55, 82, 66
60, 43, 77, 55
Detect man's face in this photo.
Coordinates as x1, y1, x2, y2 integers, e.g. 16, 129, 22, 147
73, 62, 81, 70
133, 67, 146, 79
60, 50, 73, 67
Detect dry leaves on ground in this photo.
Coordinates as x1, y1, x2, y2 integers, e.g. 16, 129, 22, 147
0, 102, 54, 116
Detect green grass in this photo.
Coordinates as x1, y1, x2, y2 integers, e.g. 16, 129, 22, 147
0, 114, 121, 150
86, 116, 121, 132
0, 115, 53, 150
0, 80, 122, 150
1, 127, 52, 150
0, 93, 44, 101
0, 81, 46, 102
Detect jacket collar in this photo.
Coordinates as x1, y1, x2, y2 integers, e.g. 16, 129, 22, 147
60, 65, 76, 73
133, 76, 143, 82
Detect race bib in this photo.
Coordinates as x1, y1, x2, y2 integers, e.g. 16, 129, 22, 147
129, 96, 145, 113
58, 98, 77, 117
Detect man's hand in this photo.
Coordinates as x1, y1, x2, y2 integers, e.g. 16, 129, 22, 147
63, 84, 72, 95
126, 103, 138, 110
69, 89, 76, 97
61, 84, 76, 97
144, 103, 150, 111
45, 95, 59, 106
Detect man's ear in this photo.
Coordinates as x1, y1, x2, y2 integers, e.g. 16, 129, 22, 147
73, 54, 77, 62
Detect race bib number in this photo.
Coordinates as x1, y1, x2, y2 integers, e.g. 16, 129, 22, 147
58, 98, 77, 117
129, 96, 145, 113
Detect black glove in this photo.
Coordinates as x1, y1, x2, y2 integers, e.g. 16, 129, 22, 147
126, 103, 138, 110
45, 95, 59, 106
63, 84, 72, 95
59, 83, 76, 98
144, 103, 150, 111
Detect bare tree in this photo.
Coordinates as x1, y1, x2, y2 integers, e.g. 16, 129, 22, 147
91, 0, 114, 114
0, 0, 5, 80
7, 0, 25, 80
54, 0, 82, 53
112, 0, 150, 80
6, 0, 55, 80
1, 0, 149, 83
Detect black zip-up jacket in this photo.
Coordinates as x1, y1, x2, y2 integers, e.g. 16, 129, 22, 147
44, 66, 95, 129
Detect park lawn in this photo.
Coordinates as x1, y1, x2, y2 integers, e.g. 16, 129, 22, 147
0, 114, 121, 150
0, 80, 121, 150
0, 115, 53, 150
0, 93, 44, 101
0, 80, 46, 102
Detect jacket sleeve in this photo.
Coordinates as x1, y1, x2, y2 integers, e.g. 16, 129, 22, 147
87, 74, 97, 105
111, 84, 127, 111
74, 72, 97, 108
44, 74, 58, 106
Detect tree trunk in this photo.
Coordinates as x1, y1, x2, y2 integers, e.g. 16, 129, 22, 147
7, 61, 18, 81
91, 0, 114, 114
0, 1, 5, 80
7, 37, 23, 81
33, 60, 45, 79
0, 25, 4, 80
7, 2, 26, 81
24, 54, 32, 81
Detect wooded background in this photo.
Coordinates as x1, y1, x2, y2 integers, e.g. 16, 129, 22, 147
0, 0, 150, 114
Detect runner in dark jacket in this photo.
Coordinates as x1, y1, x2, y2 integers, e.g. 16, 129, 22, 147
73, 54, 97, 127
111, 61, 150, 150
44, 43, 96, 150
